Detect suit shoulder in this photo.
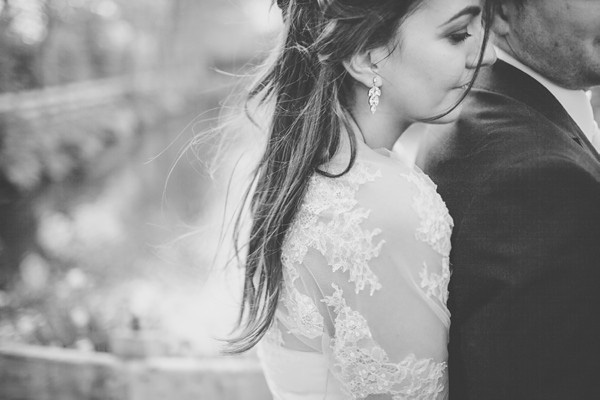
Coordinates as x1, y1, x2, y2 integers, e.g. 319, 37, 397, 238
457, 88, 554, 137
423, 88, 583, 170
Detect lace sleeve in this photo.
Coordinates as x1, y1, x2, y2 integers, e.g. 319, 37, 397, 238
271, 160, 451, 399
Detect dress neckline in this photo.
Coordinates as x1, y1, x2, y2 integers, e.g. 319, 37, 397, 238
369, 144, 416, 169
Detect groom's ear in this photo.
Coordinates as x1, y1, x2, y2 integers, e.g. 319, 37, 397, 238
491, 1, 514, 37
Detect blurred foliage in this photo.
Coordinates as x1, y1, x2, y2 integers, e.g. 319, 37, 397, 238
0, 0, 278, 192
0, 0, 171, 91
0, 0, 280, 91
0, 0, 278, 357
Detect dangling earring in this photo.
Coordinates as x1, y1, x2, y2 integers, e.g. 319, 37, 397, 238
368, 76, 381, 114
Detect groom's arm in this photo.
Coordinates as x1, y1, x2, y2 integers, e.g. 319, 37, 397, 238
451, 155, 600, 400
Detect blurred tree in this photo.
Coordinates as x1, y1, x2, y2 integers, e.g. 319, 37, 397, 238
0, 0, 174, 91
0, 1, 41, 92
0, 0, 278, 352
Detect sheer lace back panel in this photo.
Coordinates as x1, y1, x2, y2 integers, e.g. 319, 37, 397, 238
258, 147, 453, 400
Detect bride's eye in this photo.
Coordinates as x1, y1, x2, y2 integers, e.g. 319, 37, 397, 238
449, 31, 472, 44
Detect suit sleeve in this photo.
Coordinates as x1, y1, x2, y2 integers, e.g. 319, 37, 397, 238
450, 154, 600, 399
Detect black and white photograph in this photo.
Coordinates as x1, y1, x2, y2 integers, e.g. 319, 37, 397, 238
1, 1, 599, 399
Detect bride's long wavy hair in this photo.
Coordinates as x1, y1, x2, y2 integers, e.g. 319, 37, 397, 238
227, 0, 493, 353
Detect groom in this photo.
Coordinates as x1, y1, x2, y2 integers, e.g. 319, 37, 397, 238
419, 1, 600, 399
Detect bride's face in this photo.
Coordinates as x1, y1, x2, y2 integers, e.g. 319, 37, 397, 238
373, 0, 496, 124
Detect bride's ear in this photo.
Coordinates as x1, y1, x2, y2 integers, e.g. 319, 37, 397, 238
342, 49, 381, 88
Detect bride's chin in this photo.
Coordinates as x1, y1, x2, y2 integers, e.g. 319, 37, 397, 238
427, 104, 463, 125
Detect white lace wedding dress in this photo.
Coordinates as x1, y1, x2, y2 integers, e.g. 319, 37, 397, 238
258, 143, 452, 400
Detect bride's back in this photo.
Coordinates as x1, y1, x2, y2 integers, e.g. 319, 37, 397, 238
258, 145, 452, 399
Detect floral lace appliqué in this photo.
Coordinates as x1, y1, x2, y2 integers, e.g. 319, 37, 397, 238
282, 161, 384, 295
419, 260, 450, 306
403, 168, 452, 306
277, 264, 324, 339
403, 169, 453, 257
275, 161, 384, 341
322, 284, 447, 400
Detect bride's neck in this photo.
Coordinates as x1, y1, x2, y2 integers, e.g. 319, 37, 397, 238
346, 106, 411, 150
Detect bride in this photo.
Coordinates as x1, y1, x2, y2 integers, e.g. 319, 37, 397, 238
229, 0, 495, 398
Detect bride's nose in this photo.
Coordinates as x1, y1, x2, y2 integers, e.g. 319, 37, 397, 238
480, 43, 497, 67
467, 37, 497, 69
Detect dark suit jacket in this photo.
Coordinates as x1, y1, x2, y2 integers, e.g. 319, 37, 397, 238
420, 60, 600, 400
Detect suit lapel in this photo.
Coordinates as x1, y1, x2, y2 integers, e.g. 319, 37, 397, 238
573, 124, 600, 163
476, 60, 600, 164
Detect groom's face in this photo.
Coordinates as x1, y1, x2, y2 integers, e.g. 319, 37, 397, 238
504, 0, 600, 90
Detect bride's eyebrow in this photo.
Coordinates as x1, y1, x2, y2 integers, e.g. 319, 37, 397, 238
438, 5, 481, 28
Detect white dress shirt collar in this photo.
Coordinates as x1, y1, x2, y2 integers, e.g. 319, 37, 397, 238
495, 47, 599, 147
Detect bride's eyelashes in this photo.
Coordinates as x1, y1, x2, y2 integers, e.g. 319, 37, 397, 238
446, 15, 482, 45
448, 31, 472, 44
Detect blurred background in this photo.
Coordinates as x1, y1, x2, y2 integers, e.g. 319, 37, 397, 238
0, 0, 279, 398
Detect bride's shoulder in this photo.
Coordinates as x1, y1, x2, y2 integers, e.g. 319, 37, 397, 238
310, 147, 439, 226
356, 146, 435, 200
361, 151, 440, 224
321, 144, 416, 182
